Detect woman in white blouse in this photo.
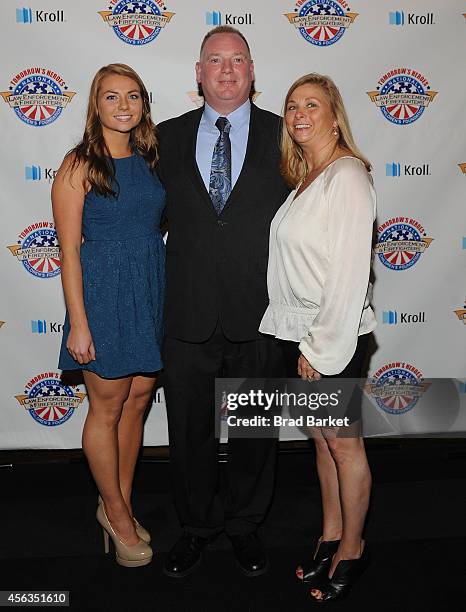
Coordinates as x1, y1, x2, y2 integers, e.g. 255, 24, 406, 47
259, 73, 376, 602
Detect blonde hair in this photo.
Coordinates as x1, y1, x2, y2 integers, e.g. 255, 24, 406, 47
69, 63, 158, 197
280, 73, 371, 188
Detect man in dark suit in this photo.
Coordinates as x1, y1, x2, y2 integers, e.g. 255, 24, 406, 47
157, 26, 290, 578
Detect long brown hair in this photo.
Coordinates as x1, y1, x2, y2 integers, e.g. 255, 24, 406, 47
69, 63, 158, 197
280, 73, 371, 188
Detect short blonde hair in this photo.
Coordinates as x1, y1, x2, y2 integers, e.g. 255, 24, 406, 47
280, 73, 371, 187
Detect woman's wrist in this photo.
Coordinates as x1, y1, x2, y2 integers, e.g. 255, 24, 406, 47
69, 318, 89, 330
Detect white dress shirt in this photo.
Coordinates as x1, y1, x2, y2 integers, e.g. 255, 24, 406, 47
195, 100, 250, 190
259, 156, 377, 375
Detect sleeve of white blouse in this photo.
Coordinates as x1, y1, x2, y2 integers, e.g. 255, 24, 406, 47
298, 159, 376, 375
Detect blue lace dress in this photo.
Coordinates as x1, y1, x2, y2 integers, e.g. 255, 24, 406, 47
58, 154, 165, 378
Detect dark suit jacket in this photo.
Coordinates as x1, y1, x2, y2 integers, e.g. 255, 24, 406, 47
157, 103, 290, 343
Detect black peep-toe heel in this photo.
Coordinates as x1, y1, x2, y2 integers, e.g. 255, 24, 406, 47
310, 545, 370, 603
296, 538, 340, 585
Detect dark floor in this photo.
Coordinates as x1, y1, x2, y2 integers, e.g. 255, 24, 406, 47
1, 440, 466, 611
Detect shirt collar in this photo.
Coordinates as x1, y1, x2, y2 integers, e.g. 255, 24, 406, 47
203, 99, 251, 132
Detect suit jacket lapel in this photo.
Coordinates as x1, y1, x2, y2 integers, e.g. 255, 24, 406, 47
184, 107, 217, 215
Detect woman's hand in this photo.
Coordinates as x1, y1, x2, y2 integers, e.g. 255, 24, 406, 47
298, 353, 322, 381
67, 325, 96, 365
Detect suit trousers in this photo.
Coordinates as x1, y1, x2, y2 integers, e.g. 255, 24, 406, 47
163, 323, 285, 538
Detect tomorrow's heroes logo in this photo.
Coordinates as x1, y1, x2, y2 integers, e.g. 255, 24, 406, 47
99, 0, 175, 45
284, 0, 358, 46
367, 68, 437, 125
7, 221, 60, 278
366, 362, 428, 415
375, 217, 433, 271
1, 68, 75, 126
15, 373, 85, 427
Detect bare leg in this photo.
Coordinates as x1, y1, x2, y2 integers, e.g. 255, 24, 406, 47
296, 433, 342, 579
327, 436, 371, 568
118, 375, 156, 515
82, 371, 138, 546
314, 433, 343, 541
311, 434, 371, 599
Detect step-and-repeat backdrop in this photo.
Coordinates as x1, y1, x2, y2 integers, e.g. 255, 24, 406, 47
1, 0, 465, 448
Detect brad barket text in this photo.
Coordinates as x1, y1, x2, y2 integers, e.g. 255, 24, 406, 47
226, 415, 350, 428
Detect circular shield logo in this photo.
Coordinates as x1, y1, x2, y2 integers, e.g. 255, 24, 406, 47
15, 373, 86, 427
375, 218, 433, 271
370, 365, 423, 415
2, 69, 75, 127
368, 69, 437, 125
111, 0, 164, 45
8, 222, 61, 278
297, 0, 346, 46
13, 75, 63, 126
379, 75, 426, 125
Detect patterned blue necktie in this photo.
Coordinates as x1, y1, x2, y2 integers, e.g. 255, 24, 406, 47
209, 117, 231, 214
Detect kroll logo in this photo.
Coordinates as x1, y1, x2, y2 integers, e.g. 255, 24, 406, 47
31, 320, 63, 334
375, 217, 433, 271
25, 165, 58, 181
382, 310, 426, 325
284, 0, 358, 46
459, 163, 466, 174
206, 11, 221, 26
2, 68, 75, 127
388, 11, 434, 26
16, 7, 65, 23
368, 68, 437, 125
7, 221, 60, 279
0, 321, 5, 329
205, 10, 252, 26
99, 0, 175, 46
15, 372, 85, 427
454, 299, 466, 325
386, 162, 430, 177
25, 165, 41, 180
366, 362, 429, 415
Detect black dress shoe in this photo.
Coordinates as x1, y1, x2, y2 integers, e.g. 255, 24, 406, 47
229, 532, 268, 577
163, 532, 208, 578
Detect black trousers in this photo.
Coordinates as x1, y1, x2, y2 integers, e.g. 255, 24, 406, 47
163, 323, 285, 538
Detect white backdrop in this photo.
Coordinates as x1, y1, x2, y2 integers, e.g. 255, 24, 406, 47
1, 0, 465, 449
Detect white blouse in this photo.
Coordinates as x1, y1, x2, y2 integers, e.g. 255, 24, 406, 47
259, 156, 377, 375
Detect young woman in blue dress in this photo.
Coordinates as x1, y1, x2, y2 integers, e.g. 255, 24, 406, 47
52, 64, 165, 567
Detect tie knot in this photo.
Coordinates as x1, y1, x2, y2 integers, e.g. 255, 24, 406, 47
215, 116, 231, 134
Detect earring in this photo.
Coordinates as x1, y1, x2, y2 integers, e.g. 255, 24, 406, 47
333, 125, 339, 137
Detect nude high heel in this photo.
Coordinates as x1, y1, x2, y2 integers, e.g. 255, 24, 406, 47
96, 503, 153, 567
97, 495, 151, 543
